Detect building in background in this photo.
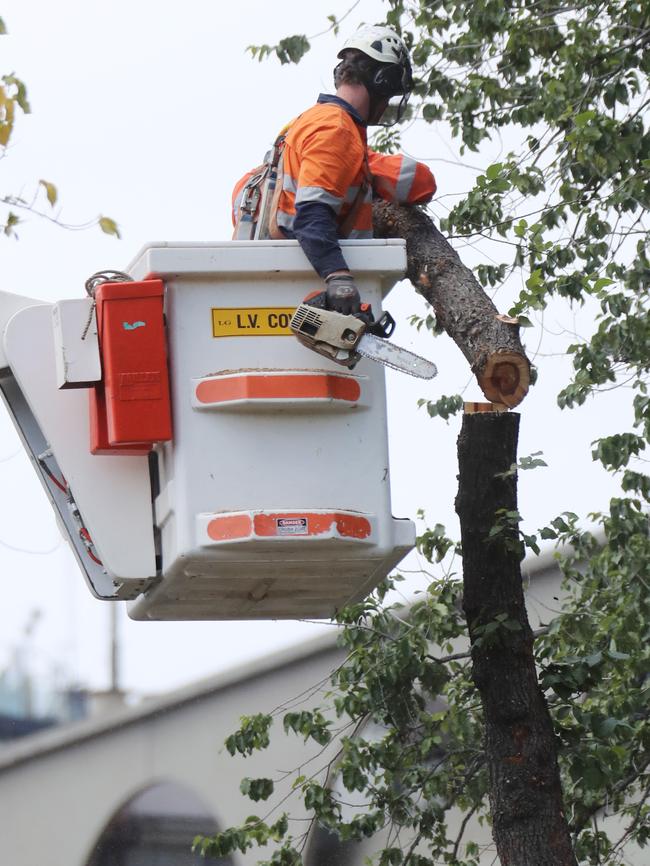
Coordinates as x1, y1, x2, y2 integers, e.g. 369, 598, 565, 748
0, 556, 642, 866
0, 627, 342, 866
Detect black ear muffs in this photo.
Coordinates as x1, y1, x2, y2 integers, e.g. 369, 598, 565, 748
370, 63, 405, 98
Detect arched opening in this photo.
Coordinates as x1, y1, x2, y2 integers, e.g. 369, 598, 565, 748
85, 781, 233, 866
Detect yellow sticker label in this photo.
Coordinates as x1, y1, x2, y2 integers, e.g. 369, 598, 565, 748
212, 307, 296, 338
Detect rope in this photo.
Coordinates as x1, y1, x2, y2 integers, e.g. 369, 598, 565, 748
81, 270, 134, 341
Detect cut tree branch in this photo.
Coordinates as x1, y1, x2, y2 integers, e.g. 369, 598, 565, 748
372, 202, 531, 407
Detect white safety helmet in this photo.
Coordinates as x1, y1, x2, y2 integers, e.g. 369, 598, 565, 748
338, 25, 410, 69
337, 25, 413, 126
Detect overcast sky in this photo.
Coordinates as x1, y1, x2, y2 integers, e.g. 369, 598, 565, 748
0, 0, 630, 699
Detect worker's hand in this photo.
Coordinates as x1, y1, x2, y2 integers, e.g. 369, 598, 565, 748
325, 274, 361, 315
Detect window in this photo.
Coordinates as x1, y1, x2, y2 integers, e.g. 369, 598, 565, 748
86, 782, 233, 866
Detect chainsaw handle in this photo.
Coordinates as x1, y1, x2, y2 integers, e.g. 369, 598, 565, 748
302, 291, 396, 338
303, 290, 328, 309
367, 311, 396, 338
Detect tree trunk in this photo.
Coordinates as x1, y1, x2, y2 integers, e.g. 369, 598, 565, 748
455, 412, 576, 866
372, 202, 530, 408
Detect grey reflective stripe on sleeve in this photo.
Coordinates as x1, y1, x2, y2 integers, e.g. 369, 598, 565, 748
283, 174, 298, 194
233, 191, 243, 218
395, 157, 417, 202
276, 210, 295, 231
295, 186, 344, 213
346, 229, 373, 239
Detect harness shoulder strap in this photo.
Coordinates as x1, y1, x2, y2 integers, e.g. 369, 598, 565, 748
339, 151, 371, 238
243, 118, 297, 240
264, 118, 299, 240
267, 148, 287, 240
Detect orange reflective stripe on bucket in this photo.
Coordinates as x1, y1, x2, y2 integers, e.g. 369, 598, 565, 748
207, 514, 253, 541
205, 512, 372, 542
254, 513, 372, 539
195, 373, 361, 405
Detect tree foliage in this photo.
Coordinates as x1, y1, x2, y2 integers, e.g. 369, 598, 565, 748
0, 16, 119, 238
197, 2, 649, 864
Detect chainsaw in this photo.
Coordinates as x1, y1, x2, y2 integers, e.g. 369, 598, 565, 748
289, 293, 437, 380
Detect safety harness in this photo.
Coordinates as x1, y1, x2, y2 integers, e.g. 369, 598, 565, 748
232, 123, 291, 241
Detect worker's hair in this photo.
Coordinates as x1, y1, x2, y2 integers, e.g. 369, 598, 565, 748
333, 49, 382, 88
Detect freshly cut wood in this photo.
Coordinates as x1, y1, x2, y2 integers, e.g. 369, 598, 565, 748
372, 202, 531, 408
463, 401, 508, 414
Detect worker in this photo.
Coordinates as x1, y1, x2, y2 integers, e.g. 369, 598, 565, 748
232, 25, 436, 314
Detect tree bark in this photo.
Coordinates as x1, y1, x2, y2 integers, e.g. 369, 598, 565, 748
372, 202, 530, 408
455, 412, 577, 866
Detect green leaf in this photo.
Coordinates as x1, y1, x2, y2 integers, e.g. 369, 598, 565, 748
379, 848, 403, 866
518, 451, 547, 470
39, 179, 58, 207
422, 394, 464, 421
526, 269, 543, 290
276, 35, 310, 65
522, 533, 540, 555
607, 649, 631, 661
326, 15, 339, 36
225, 713, 272, 756
0, 91, 15, 146
282, 710, 331, 745
582, 761, 605, 788
98, 216, 120, 238
585, 651, 602, 668
240, 777, 274, 801
422, 102, 443, 122
416, 522, 455, 563
574, 110, 596, 127
2, 74, 30, 113
592, 433, 646, 471
3, 212, 20, 237
594, 717, 619, 737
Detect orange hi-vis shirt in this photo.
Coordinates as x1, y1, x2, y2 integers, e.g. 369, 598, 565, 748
275, 101, 436, 239
231, 95, 436, 277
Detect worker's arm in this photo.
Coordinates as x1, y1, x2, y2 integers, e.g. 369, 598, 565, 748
367, 149, 436, 205
292, 201, 349, 279
291, 205, 360, 314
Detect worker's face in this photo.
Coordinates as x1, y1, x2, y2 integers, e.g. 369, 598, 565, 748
372, 92, 411, 127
